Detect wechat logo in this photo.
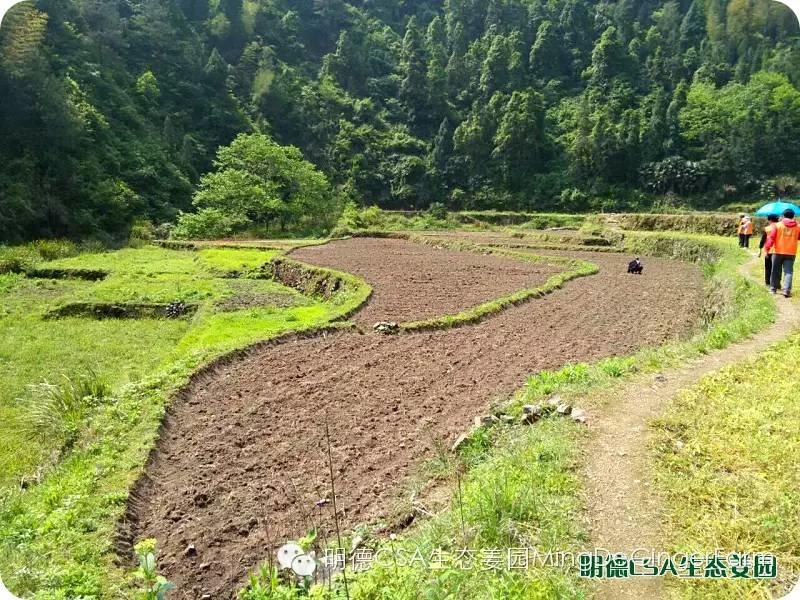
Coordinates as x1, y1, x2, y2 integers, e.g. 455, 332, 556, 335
278, 543, 317, 577
0, 0, 28, 26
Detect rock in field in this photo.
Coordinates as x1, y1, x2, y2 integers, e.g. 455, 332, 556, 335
373, 321, 399, 334
556, 403, 572, 416
451, 433, 470, 452
522, 404, 543, 417
571, 408, 588, 424
474, 415, 499, 427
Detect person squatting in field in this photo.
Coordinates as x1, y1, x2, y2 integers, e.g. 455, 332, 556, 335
764, 208, 800, 298
627, 257, 644, 274
738, 214, 754, 248
759, 214, 781, 288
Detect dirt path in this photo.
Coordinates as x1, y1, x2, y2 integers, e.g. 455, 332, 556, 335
583, 256, 800, 600
126, 237, 705, 598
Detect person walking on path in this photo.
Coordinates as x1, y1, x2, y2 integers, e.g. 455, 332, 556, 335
765, 208, 800, 298
737, 214, 746, 247
759, 214, 780, 287
738, 215, 754, 248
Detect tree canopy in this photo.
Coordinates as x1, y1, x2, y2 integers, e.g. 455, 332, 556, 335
1, 0, 800, 240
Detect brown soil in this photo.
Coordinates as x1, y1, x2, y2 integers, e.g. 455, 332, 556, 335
127, 237, 704, 598
290, 237, 562, 325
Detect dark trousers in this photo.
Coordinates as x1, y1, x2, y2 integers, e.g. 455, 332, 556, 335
739, 234, 750, 248
771, 254, 795, 292
765, 254, 773, 286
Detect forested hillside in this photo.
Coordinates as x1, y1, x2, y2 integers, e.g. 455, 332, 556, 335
1, 0, 799, 241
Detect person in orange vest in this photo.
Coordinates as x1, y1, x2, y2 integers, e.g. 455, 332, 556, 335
758, 214, 780, 287
737, 214, 746, 247
765, 208, 800, 298
738, 215, 754, 248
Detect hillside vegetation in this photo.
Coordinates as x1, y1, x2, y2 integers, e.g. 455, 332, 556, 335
2, 0, 800, 242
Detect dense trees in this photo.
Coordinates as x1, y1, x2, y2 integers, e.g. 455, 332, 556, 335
1, 0, 800, 241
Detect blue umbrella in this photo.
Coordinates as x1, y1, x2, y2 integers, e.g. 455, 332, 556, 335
755, 201, 800, 217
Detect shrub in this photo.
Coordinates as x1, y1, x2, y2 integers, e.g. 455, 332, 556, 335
31, 239, 79, 261
172, 208, 249, 239
17, 370, 111, 451
130, 220, 156, 246
426, 202, 448, 220
0, 245, 39, 273
640, 156, 711, 195
153, 222, 175, 240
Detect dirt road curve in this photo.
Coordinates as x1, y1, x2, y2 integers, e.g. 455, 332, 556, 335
128, 237, 704, 598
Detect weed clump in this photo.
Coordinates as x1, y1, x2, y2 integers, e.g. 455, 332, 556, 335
14, 370, 111, 452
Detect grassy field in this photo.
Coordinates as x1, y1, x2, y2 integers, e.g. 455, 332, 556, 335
0, 243, 370, 596
654, 331, 800, 599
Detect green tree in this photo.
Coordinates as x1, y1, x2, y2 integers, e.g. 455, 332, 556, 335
178, 133, 334, 235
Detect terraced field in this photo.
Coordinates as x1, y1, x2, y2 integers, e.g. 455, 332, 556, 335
126, 235, 704, 597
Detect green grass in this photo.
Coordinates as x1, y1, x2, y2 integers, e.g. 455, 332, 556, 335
0, 243, 371, 598
653, 333, 800, 599
197, 247, 278, 272
346, 420, 587, 600
0, 275, 189, 488
0, 229, 783, 599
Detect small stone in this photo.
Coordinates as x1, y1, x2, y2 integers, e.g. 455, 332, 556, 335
473, 415, 499, 427
674, 440, 684, 451
654, 373, 667, 383
184, 543, 197, 558
519, 413, 537, 425
451, 433, 470, 452
522, 404, 543, 417
199, 562, 211, 571
500, 415, 515, 424
556, 403, 572, 416
351, 535, 364, 552
571, 409, 588, 424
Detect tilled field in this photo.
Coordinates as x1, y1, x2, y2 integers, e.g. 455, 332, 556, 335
127, 237, 704, 597
291, 237, 563, 325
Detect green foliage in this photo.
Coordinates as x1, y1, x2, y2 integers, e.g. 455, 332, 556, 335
173, 207, 250, 239
0, 240, 81, 273
175, 134, 336, 238
133, 539, 175, 600
0, 245, 39, 274
426, 202, 448, 220
5, 0, 800, 243
14, 371, 111, 449
239, 564, 330, 600
347, 419, 586, 600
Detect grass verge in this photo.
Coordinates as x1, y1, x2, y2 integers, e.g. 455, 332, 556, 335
652, 335, 799, 599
